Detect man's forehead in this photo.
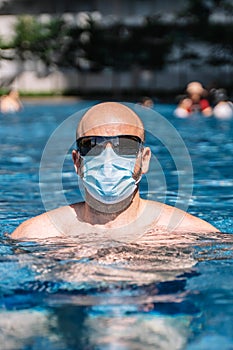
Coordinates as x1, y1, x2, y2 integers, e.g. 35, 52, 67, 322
77, 102, 144, 138
78, 121, 144, 137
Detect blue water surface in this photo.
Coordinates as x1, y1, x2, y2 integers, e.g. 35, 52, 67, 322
0, 100, 233, 350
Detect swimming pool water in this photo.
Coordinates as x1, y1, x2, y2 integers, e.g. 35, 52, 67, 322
0, 101, 233, 349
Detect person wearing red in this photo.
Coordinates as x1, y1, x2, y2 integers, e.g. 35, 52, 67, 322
186, 81, 212, 116
174, 81, 213, 118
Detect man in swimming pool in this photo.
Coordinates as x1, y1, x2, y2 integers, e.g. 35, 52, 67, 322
12, 102, 218, 239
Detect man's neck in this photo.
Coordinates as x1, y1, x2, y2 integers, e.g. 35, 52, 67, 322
82, 191, 144, 227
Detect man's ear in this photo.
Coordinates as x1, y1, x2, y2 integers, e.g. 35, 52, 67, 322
141, 147, 151, 174
72, 150, 81, 174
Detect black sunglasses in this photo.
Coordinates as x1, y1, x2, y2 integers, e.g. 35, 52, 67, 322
76, 135, 143, 157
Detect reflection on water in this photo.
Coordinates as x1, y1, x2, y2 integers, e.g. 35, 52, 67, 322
0, 231, 233, 349
0, 307, 192, 350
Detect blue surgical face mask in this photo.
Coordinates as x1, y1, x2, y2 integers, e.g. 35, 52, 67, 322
80, 147, 141, 204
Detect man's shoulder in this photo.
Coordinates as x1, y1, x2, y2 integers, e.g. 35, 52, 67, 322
146, 200, 218, 233
175, 210, 218, 232
11, 208, 67, 239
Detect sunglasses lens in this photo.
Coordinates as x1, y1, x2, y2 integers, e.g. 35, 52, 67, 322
77, 136, 142, 157
77, 138, 91, 156
118, 136, 141, 156
77, 137, 100, 156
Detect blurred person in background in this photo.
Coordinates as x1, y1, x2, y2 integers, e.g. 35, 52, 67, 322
173, 97, 193, 118
174, 81, 212, 118
140, 96, 154, 109
210, 88, 233, 120
0, 89, 23, 114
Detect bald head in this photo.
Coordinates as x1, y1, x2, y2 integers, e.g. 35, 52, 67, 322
186, 82, 204, 95
77, 102, 145, 141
